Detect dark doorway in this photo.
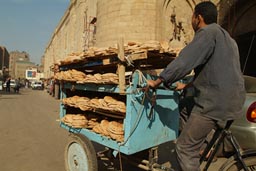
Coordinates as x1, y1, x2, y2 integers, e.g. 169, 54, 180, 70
235, 31, 256, 77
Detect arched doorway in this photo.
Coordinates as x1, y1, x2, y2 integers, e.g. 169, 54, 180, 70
219, 0, 256, 77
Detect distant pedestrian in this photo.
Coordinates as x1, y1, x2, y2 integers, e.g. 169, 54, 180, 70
5, 77, 11, 92
14, 78, 21, 93
25, 81, 29, 88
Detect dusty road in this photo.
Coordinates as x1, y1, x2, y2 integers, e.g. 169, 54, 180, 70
0, 88, 226, 171
0, 89, 69, 171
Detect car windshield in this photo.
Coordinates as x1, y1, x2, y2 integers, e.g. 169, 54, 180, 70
244, 75, 256, 93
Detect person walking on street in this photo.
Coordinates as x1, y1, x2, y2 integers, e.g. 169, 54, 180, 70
14, 78, 21, 93
5, 76, 11, 93
146, 1, 245, 170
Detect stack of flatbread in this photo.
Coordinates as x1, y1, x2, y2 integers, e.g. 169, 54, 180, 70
61, 114, 88, 128
76, 73, 119, 84
54, 69, 86, 82
62, 95, 80, 107
139, 40, 161, 51
58, 40, 179, 66
92, 120, 109, 136
89, 96, 126, 114
61, 114, 100, 128
62, 96, 126, 114
87, 118, 99, 129
55, 69, 119, 84
108, 121, 124, 142
92, 120, 124, 142
75, 97, 92, 111
102, 96, 126, 113
59, 47, 116, 65
61, 114, 124, 142
59, 52, 86, 65
62, 96, 92, 111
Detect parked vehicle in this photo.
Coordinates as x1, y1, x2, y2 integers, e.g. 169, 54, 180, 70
3, 79, 16, 88
230, 75, 256, 149
32, 81, 43, 90
0, 80, 3, 90
179, 75, 256, 150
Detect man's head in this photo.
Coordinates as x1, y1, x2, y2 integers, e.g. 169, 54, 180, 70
192, 1, 218, 32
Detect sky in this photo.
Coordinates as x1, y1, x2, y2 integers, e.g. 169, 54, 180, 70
0, 0, 70, 65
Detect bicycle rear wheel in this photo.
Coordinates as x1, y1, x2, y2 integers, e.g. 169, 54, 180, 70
222, 156, 256, 171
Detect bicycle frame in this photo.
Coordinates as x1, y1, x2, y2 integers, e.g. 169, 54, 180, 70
200, 120, 249, 171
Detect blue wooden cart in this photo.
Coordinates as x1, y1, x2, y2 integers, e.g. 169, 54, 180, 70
58, 50, 180, 171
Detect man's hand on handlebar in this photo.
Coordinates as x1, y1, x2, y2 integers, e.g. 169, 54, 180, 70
146, 79, 186, 91
143, 78, 163, 92
175, 82, 187, 91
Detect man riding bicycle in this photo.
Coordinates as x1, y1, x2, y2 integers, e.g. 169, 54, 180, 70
147, 1, 246, 170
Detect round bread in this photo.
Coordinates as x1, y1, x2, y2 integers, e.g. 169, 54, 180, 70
100, 120, 110, 136
109, 132, 124, 142
101, 73, 117, 77
98, 99, 108, 107
62, 115, 73, 123
92, 124, 102, 134
103, 96, 117, 104
94, 73, 102, 80
72, 114, 87, 120
108, 121, 124, 135
76, 97, 90, 103
90, 98, 100, 106
72, 119, 88, 126
88, 120, 99, 128
79, 105, 91, 111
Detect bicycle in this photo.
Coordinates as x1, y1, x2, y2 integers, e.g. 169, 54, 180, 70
199, 120, 256, 171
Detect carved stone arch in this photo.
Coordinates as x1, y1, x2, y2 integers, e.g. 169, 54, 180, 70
185, 0, 196, 11
163, 0, 196, 11
217, 0, 256, 77
231, 3, 256, 37
218, 0, 256, 37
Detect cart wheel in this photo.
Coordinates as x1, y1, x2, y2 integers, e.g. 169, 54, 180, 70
65, 134, 98, 171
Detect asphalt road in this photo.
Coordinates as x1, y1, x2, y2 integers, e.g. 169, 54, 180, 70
0, 88, 226, 171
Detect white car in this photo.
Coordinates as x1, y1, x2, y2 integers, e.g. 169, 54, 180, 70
0, 80, 3, 90
32, 81, 43, 90
3, 79, 16, 88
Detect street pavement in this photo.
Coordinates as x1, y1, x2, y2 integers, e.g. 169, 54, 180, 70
0, 88, 69, 171
0, 88, 226, 171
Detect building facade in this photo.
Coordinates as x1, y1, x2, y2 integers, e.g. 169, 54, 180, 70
0, 46, 9, 71
0, 46, 10, 82
9, 51, 30, 78
43, 0, 256, 78
15, 61, 36, 79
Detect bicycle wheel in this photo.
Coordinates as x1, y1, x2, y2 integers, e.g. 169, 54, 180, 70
222, 156, 256, 171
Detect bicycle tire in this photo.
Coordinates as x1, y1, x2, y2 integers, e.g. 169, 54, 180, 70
221, 156, 256, 171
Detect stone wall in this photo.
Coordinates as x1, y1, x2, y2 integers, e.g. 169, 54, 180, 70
95, 0, 158, 47
43, 0, 200, 78
43, 0, 255, 78
44, 0, 97, 78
